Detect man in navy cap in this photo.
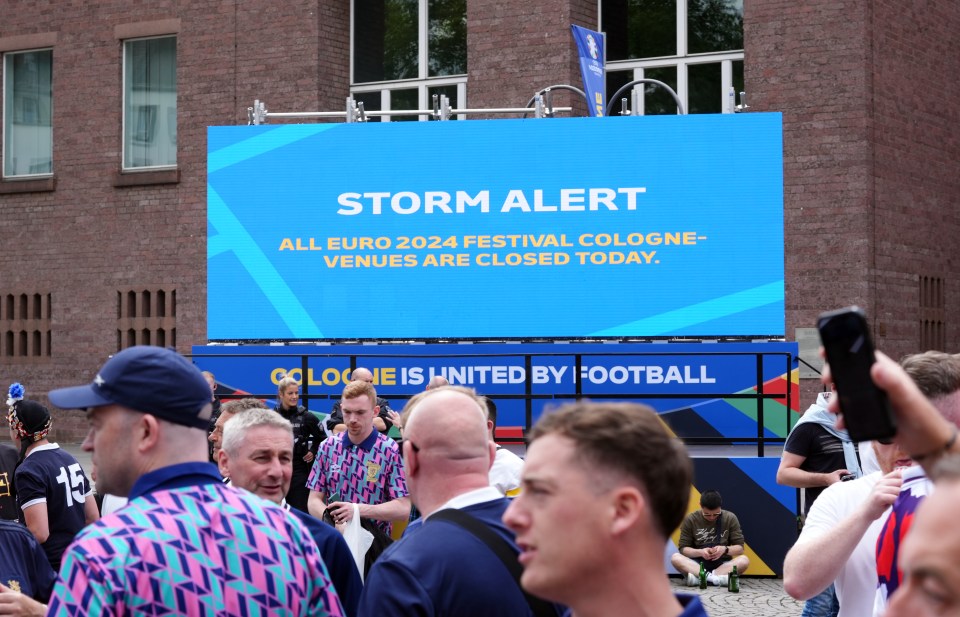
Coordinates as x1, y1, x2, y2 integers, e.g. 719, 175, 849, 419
43, 346, 345, 617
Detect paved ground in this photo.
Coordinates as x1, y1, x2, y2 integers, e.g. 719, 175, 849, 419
670, 577, 803, 616
60, 444, 803, 616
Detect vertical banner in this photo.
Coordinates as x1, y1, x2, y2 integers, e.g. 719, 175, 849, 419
571, 25, 605, 117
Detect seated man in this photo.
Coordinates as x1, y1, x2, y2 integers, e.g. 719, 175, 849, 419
670, 490, 750, 586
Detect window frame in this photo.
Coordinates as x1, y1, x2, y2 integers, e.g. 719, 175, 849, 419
121, 34, 177, 171
349, 0, 468, 121
2, 47, 54, 180
600, 0, 744, 115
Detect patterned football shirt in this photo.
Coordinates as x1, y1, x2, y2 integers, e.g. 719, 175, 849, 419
48, 463, 344, 617
306, 430, 407, 535
874, 465, 931, 616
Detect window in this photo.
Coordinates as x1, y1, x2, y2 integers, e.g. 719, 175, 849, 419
123, 36, 176, 169
602, 0, 744, 115
351, 0, 467, 121
3, 49, 52, 178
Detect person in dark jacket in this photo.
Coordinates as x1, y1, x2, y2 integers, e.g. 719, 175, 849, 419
276, 375, 325, 512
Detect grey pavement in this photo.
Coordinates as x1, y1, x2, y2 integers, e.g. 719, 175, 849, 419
60, 443, 802, 616
670, 577, 802, 617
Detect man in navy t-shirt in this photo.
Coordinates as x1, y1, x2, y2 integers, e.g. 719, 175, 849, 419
359, 386, 565, 617
8, 399, 98, 570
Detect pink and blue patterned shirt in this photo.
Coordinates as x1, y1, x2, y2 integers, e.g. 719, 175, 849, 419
49, 462, 344, 617
306, 430, 408, 535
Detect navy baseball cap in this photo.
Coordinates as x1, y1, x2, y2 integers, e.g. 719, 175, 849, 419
48, 346, 212, 430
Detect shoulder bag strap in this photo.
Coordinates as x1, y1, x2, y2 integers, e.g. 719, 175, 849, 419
430, 508, 556, 617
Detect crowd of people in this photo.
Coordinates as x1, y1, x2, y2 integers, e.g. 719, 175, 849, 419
1, 342, 959, 616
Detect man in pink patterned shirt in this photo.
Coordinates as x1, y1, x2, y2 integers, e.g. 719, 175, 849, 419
45, 346, 345, 617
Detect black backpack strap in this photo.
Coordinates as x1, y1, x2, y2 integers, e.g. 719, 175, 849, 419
429, 508, 556, 617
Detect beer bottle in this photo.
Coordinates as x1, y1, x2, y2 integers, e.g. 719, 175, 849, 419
698, 562, 707, 589
728, 565, 740, 593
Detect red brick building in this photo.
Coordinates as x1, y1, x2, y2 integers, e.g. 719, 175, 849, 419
1, 0, 958, 440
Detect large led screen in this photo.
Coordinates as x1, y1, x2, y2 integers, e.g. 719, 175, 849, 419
207, 114, 784, 340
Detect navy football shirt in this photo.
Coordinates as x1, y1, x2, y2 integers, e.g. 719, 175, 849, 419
15, 444, 92, 570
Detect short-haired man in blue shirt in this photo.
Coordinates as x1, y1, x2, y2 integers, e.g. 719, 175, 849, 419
504, 402, 708, 617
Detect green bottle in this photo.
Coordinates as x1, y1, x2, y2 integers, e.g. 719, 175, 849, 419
698, 561, 707, 589
728, 565, 740, 593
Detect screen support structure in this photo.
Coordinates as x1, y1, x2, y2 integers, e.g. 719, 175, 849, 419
247, 92, 574, 125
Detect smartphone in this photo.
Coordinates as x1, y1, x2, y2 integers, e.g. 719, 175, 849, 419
817, 306, 897, 442
327, 492, 342, 505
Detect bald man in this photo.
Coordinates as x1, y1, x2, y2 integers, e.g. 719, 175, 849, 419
426, 375, 449, 389
357, 386, 563, 617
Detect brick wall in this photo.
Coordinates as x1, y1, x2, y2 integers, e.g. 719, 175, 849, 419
747, 0, 960, 406
746, 0, 875, 339
467, 0, 596, 117
0, 1, 350, 442
871, 0, 960, 356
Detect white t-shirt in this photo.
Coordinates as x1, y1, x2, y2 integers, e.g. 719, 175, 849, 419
796, 471, 886, 617
489, 447, 523, 497
100, 494, 128, 515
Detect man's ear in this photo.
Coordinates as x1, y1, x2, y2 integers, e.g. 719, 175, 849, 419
218, 450, 230, 479
135, 414, 162, 454
403, 440, 419, 477
610, 486, 644, 536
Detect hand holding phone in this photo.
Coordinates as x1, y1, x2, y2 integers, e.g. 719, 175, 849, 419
817, 306, 897, 442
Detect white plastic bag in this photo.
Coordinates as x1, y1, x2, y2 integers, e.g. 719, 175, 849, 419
340, 504, 374, 581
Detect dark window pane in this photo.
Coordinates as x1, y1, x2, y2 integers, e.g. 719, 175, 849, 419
688, 63, 721, 114
427, 84, 459, 120
605, 70, 635, 116
688, 0, 743, 54
354, 0, 419, 83
643, 66, 677, 115
603, 0, 677, 61
428, 0, 466, 76
390, 88, 419, 121
354, 91, 382, 122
